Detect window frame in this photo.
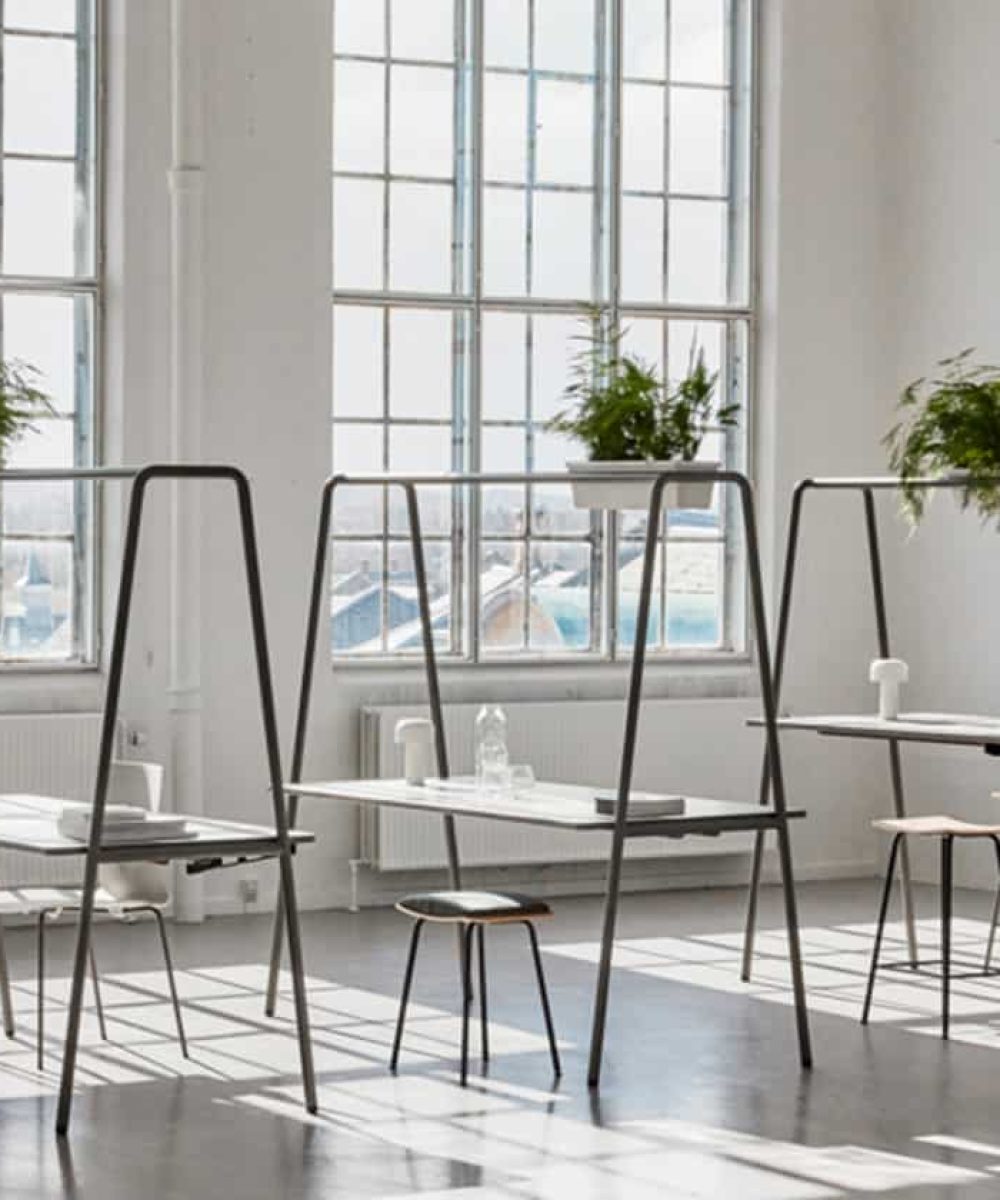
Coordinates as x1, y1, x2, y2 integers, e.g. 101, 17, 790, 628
331, 0, 758, 668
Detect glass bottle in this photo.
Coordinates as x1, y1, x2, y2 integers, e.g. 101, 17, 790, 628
475, 704, 510, 792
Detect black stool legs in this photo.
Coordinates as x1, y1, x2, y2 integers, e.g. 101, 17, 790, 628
525, 921, 561, 1077
390, 919, 424, 1073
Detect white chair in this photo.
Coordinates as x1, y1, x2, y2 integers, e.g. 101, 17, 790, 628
0, 761, 189, 1068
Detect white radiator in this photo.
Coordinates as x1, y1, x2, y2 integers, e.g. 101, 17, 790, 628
359, 699, 758, 871
0, 712, 110, 886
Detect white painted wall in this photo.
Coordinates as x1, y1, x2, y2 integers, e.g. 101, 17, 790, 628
0, 1, 909, 914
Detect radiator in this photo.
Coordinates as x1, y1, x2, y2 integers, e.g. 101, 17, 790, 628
0, 712, 110, 887
359, 699, 758, 871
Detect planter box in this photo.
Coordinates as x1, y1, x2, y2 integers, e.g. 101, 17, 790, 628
567, 460, 719, 512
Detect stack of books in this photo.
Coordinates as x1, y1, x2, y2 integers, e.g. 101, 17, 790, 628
57, 802, 194, 843
594, 791, 685, 817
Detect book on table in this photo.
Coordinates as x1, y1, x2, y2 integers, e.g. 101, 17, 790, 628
594, 791, 685, 817
57, 802, 194, 843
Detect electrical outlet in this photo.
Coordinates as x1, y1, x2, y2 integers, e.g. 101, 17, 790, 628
124, 723, 148, 750
239, 878, 259, 906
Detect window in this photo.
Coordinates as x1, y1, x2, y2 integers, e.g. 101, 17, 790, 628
332, 0, 753, 661
0, 0, 99, 666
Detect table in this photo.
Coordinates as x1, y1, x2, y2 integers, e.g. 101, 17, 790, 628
750, 713, 1000, 752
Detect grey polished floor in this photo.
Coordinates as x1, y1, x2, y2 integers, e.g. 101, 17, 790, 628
2, 879, 1000, 1198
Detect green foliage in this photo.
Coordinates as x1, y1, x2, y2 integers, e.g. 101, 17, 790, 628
884, 349, 1000, 525
545, 310, 737, 462
0, 360, 53, 460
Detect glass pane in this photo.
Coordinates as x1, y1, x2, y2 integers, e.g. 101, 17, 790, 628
535, 0, 595, 75
617, 539, 663, 652
334, 60, 385, 174
390, 66, 454, 179
670, 0, 727, 85
482, 187, 526, 297
390, 0, 454, 62
667, 199, 726, 305
620, 195, 664, 303
531, 191, 592, 299
389, 309, 452, 419
333, 177, 384, 290
332, 540, 383, 654
670, 87, 726, 195
384, 540, 453, 652
3, 292, 84, 415
532, 313, 582, 424
3, 481, 73, 535
5, 417, 73, 468
482, 424, 526, 473
3, 160, 75, 277
530, 479, 589, 536
667, 321, 724, 395
388, 425, 453, 535
332, 424, 383, 533
623, 0, 666, 79
333, 0, 385, 57
389, 182, 452, 292
481, 312, 526, 422
333, 305, 384, 418
480, 541, 526, 652
4, 35, 76, 156
483, 73, 527, 184
482, 482, 526, 536
665, 540, 722, 648
621, 316, 665, 377
622, 83, 664, 193
530, 541, 591, 651
535, 80, 593, 187
1, 538, 74, 660
484, 0, 528, 68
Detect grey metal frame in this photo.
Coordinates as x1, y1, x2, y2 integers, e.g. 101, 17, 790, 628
740, 475, 998, 981
0, 466, 317, 1136
267, 467, 812, 1084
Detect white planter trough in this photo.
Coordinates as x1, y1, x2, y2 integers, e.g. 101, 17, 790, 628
567, 460, 720, 512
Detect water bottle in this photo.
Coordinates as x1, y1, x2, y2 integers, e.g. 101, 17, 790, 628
475, 704, 510, 792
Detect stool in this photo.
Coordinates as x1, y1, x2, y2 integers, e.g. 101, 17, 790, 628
390, 890, 561, 1085
863, 816, 1000, 1038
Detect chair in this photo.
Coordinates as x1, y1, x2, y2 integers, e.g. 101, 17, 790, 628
390, 890, 561, 1086
862, 815, 1000, 1038
0, 761, 189, 1068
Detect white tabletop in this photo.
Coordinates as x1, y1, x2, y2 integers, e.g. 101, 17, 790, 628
749, 712, 1000, 749
0, 793, 314, 859
284, 778, 801, 834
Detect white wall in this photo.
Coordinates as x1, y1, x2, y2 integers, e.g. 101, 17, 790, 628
0, 0, 907, 914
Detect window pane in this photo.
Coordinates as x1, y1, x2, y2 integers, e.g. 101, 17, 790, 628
334, 178, 384, 290
620, 195, 664, 303
481, 312, 527, 422
332, 540, 384, 654
1, 539, 75, 661
5, 418, 73, 469
666, 541, 722, 648
389, 182, 452, 292
482, 424, 526, 473
333, 305, 384, 418
617, 540, 663, 652
388, 425, 453, 535
388, 309, 452, 420
670, 87, 726, 196
531, 314, 579, 424
530, 479, 590, 536
481, 542, 526, 652
535, 0, 595, 75
484, 73, 527, 184
5, 0, 76, 33
390, 66, 454, 179
530, 541, 591, 651
484, 0, 528, 68
535, 80, 593, 187
3, 481, 74, 535
390, 0, 454, 62
4, 35, 76, 156
482, 187, 526, 296
384, 541, 453, 652
621, 317, 665, 377
482, 483, 526, 536
623, 0, 666, 79
622, 83, 664, 193
332, 424, 383, 533
333, 0, 385, 57
3, 292, 85, 415
670, 0, 727, 85
667, 321, 724, 397
3, 160, 75, 277
334, 60, 385, 174
532, 191, 592, 299
667, 199, 726, 305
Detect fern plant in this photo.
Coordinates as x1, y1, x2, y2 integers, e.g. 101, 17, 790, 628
884, 349, 1000, 525
0, 360, 54, 460
546, 311, 737, 462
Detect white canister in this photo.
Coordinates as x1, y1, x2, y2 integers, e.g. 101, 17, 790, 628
394, 718, 436, 785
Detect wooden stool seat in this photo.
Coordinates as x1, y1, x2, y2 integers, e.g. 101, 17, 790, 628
395, 890, 552, 924
873, 815, 1000, 838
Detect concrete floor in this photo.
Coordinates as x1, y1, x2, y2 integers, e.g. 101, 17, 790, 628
1, 879, 1000, 1198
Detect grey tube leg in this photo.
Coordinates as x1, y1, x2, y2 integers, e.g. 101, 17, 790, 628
459, 924, 474, 1087
941, 835, 953, 1040
37, 912, 46, 1071
888, 743, 919, 968
0, 918, 14, 1038
265, 796, 297, 1018
741, 830, 766, 982
88, 943, 107, 1043
477, 925, 488, 1065
985, 837, 1000, 972
775, 819, 812, 1067
390, 920, 423, 1073
862, 834, 902, 1024
149, 908, 188, 1059
525, 922, 561, 1077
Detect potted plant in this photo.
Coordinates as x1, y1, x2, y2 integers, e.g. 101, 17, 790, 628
545, 312, 738, 511
884, 349, 1000, 525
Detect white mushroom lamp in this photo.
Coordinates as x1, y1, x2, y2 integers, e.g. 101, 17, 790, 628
870, 658, 909, 721
394, 717, 435, 785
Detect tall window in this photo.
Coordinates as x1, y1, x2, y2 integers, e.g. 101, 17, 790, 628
0, 0, 98, 666
332, 0, 753, 661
